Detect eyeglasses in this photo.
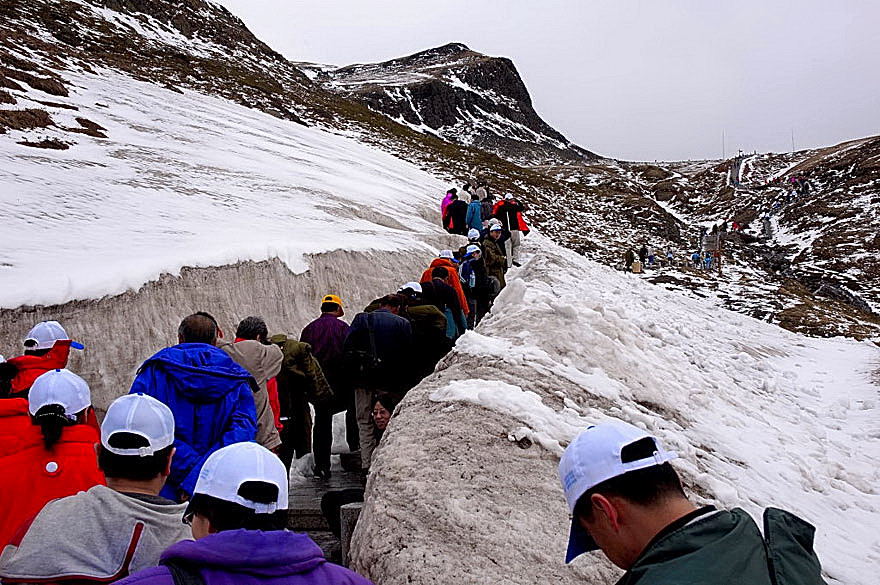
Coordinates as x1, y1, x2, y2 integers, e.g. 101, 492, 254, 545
182, 512, 194, 526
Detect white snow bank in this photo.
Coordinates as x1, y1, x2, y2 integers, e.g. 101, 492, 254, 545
0, 69, 448, 309
417, 235, 879, 584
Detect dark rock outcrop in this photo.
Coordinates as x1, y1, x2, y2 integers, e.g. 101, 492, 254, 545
318, 43, 597, 165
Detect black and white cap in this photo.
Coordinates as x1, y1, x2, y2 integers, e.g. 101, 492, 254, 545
101, 394, 175, 457
28, 369, 91, 419
192, 442, 288, 514
23, 321, 84, 351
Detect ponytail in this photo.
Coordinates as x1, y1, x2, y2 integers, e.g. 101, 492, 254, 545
33, 404, 75, 450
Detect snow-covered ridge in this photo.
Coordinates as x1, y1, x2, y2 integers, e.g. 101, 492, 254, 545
353, 235, 880, 585
305, 43, 596, 166
0, 69, 448, 309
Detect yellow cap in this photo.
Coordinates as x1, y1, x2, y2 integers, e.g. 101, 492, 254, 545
321, 294, 343, 309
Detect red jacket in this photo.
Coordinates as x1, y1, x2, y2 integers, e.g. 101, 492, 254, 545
266, 377, 283, 432
0, 398, 105, 548
420, 258, 469, 315
492, 199, 530, 234
6, 340, 75, 395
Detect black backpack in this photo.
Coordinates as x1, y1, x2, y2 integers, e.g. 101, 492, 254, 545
345, 313, 383, 383
163, 560, 206, 585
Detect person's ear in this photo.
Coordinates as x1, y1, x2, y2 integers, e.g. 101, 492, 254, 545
178, 334, 185, 344
164, 447, 176, 478
590, 493, 622, 531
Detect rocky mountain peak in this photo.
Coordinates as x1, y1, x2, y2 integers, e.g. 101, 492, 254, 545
314, 44, 597, 166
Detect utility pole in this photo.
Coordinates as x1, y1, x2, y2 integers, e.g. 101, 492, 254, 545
722, 130, 726, 159
791, 128, 795, 153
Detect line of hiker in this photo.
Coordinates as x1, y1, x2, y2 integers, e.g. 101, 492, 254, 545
622, 244, 676, 273
440, 182, 530, 269
0, 214, 529, 584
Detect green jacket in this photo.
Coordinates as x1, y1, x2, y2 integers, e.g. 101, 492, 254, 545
268, 334, 333, 408
618, 507, 826, 585
482, 238, 507, 289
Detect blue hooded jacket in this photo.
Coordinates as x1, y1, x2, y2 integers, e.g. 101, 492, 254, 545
129, 343, 257, 500
465, 200, 483, 231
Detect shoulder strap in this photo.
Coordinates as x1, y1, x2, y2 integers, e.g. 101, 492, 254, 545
367, 312, 379, 360
163, 560, 207, 585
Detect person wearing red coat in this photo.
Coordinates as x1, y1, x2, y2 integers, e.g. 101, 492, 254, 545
492, 194, 530, 267
0, 369, 104, 549
2, 321, 84, 398
420, 254, 470, 317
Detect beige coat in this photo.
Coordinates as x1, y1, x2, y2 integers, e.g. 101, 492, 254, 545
218, 339, 283, 450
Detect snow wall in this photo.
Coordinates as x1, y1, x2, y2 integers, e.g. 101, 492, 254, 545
0, 245, 454, 413
351, 235, 879, 585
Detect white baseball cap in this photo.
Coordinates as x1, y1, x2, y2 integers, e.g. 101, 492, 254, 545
23, 321, 84, 351
190, 442, 288, 514
465, 244, 481, 256
28, 369, 91, 418
438, 250, 455, 259
398, 282, 422, 294
102, 394, 175, 456
467, 228, 481, 240
504, 193, 514, 200
489, 223, 503, 232
559, 421, 678, 563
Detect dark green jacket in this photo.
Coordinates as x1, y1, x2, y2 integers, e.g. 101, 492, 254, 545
268, 334, 333, 407
618, 508, 826, 585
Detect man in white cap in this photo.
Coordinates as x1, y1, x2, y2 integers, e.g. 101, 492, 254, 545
559, 420, 828, 584
491, 194, 529, 267
0, 393, 190, 582
114, 442, 373, 585
2, 320, 84, 398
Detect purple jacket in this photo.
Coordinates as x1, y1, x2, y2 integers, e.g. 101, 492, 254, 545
115, 529, 372, 585
300, 314, 350, 391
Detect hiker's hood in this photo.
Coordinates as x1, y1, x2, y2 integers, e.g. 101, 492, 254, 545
161, 530, 325, 576
141, 344, 253, 402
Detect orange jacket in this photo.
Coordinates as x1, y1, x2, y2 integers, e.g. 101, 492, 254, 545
0, 398, 105, 548
6, 340, 75, 395
420, 258, 469, 315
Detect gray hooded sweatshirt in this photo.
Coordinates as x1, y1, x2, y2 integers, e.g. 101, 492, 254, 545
218, 339, 284, 450
0, 485, 191, 582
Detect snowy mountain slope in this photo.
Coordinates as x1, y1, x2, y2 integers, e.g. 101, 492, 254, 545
3, 0, 877, 343
0, 66, 467, 409
352, 235, 880, 585
643, 137, 880, 338
309, 43, 597, 166
0, 69, 448, 309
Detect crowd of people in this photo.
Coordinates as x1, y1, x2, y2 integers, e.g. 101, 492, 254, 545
0, 180, 827, 584
0, 183, 532, 583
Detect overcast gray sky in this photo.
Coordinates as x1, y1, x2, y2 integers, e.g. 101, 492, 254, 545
219, 0, 879, 161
